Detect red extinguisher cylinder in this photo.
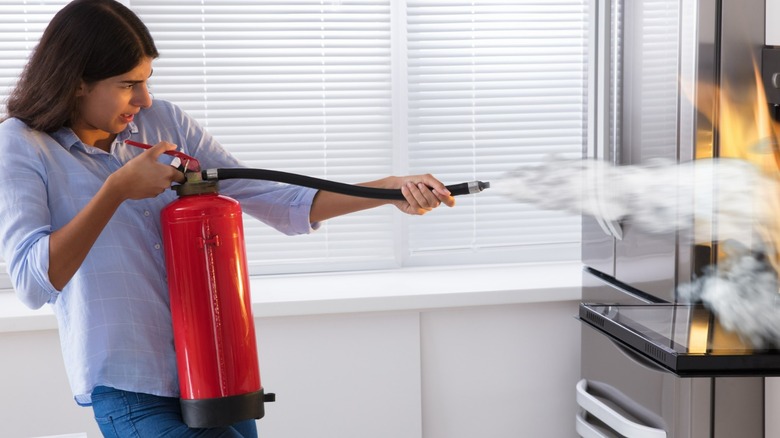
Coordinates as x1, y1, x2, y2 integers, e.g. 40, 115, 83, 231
161, 181, 269, 428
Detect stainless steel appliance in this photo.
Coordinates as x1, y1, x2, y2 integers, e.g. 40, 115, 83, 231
578, 0, 780, 436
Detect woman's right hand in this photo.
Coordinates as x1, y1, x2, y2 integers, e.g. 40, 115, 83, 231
108, 141, 185, 200
48, 141, 184, 289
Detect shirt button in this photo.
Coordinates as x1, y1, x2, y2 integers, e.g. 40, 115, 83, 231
154, 243, 161, 250
144, 210, 151, 217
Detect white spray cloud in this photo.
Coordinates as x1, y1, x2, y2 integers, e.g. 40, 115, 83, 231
677, 242, 780, 348
493, 156, 780, 348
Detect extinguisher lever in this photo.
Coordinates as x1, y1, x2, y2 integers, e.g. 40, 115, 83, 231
125, 140, 202, 172
264, 393, 276, 403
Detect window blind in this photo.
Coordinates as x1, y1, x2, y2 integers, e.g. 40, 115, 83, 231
405, 1, 587, 266
130, 1, 398, 274
0, 0, 586, 282
0, 2, 68, 94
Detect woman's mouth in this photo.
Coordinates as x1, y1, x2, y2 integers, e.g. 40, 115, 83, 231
120, 113, 135, 123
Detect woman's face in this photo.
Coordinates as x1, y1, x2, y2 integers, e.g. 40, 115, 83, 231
72, 57, 154, 150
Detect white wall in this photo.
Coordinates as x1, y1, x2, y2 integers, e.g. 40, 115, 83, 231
0, 329, 95, 437
256, 311, 424, 437
419, 304, 581, 438
0, 301, 582, 438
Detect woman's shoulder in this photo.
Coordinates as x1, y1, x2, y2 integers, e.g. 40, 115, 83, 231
0, 118, 51, 149
136, 99, 196, 128
147, 97, 178, 111
140, 98, 188, 119
0, 117, 33, 133
0, 118, 55, 168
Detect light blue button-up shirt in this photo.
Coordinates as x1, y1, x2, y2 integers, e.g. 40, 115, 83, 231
0, 99, 317, 405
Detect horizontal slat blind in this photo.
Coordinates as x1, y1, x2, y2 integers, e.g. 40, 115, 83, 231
0, 0, 586, 283
130, 0, 397, 273
405, 0, 585, 265
0, 2, 68, 101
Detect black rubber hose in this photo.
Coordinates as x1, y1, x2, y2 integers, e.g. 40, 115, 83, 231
202, 168, 489, 200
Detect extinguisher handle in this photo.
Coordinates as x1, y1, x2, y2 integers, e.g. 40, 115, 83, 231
201, 168, 489, 200
125, 140, 202, 172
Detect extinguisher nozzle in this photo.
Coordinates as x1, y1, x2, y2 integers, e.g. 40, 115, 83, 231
445, 180, 490, 196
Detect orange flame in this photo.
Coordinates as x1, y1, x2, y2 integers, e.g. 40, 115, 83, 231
700, 62, 780, 271
718, 65, 780, 172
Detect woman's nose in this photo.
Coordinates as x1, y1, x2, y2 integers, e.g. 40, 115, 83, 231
132, 84, 153, 108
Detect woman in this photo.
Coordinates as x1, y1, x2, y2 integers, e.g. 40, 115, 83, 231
0, 1, 454, 436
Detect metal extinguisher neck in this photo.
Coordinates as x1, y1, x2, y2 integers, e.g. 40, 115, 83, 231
173, 178, 219, 197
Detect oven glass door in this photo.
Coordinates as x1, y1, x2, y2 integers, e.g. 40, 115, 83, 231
580, 303, 780, 376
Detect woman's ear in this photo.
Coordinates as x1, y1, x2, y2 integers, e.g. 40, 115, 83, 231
75, 81, 87, 97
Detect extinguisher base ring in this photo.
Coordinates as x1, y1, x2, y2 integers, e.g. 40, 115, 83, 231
180, 388, 268, 429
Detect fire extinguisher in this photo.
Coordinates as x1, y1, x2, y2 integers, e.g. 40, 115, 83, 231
148, 140, 490, 429
161, 177, 274, 428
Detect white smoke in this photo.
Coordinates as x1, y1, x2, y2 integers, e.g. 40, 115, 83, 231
494, 156, 780, 348
677, 241, 780, 348
494, 156, 769, 241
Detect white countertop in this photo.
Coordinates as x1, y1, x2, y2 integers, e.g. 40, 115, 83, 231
0, 261, 582, 333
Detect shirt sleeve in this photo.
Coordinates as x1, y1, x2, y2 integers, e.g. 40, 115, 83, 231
146, 101, 319, 235
0, 122, 59, 309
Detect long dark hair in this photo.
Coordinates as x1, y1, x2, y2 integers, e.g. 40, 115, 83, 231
5, 0, 159, 132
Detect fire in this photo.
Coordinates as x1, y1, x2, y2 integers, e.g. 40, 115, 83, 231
697, 62, 780, 274
717, 66, 780, 171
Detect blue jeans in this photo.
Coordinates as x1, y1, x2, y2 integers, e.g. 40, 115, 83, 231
91, 386, 258, 438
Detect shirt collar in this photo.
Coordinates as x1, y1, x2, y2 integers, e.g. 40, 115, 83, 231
49, 122, 139, 153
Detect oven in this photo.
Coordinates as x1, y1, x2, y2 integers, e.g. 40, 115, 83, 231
579, 0, 780, 436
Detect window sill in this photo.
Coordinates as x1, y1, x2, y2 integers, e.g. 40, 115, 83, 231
0, 261, 582, 333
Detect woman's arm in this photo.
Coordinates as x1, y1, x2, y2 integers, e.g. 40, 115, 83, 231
310, 174, 456, 222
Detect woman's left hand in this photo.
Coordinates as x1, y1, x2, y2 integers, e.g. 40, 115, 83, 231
390, 174, 456, 215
